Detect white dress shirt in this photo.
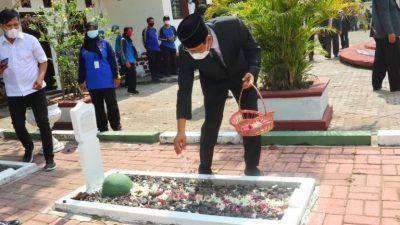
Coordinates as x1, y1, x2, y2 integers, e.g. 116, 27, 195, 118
0, 32, 48, 97
209, 27, 226, 65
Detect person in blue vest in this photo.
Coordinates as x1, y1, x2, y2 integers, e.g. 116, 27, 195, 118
142, 17, 161, 81
78, 21, 122, 132
159, 15, 177, 77
121, 27, 139, 94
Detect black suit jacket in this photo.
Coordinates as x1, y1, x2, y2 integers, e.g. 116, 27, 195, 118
340, 16, 351, 32
176, 16, 261, 119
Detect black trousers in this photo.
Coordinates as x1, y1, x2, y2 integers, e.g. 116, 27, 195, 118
89, 88, 121, 132
123, 65, 137, 93
325, 33, 340, 57
161, 45, 177, 75
340, 31, 349, 49
147, 50, 161, 79
199, 77, 261, 171
8, 89, 53, 161
372, 38, 400, 91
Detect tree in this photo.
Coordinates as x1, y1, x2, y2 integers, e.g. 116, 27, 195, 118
28, 0, 107, 99
207, 0, 360, 90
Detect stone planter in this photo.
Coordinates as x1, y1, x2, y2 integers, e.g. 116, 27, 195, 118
259, 77, 333, 131
26, 103, 64, 152
53, 97, 92, 130
56, 170, 316, 225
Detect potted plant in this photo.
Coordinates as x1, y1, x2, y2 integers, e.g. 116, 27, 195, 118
207, 0, 358, 130
26, 0, 108, 129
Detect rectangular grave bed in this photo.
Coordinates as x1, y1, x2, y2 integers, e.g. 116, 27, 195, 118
0, 160, 39, 186
55, 170, 316, 225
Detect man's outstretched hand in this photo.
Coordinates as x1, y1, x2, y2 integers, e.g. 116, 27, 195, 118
174, 132, 186, 155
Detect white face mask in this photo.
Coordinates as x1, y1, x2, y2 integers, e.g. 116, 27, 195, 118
5, 28, 20, 39
164, 20, 170, 26
189, 38, 210, 60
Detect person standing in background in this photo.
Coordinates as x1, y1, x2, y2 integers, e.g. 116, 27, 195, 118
0, 9, 56, 171
371, 0, 400, 92
143, 17, 161, 82
321, 18, 340, 58
121, 27, 139, 94
339, 10, 351, 49
159, 16, 177, 77
78, 22, 122, 131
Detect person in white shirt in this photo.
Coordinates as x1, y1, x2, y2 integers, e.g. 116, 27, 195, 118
0, 9, 56, 171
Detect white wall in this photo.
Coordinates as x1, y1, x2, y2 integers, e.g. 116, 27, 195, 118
101, 0, 165, 53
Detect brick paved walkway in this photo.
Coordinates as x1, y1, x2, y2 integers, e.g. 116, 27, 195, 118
1, 138, 400, 224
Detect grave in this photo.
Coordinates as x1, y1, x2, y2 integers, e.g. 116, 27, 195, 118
57, 102, 317, 225
0, 160, 39, 186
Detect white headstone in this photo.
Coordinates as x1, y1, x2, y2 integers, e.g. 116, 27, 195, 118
70, 101, 104, 193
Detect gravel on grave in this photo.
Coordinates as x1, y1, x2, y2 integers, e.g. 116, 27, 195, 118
73, 175, 299, 220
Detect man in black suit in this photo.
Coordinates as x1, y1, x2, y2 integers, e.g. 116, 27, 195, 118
173, 14, 262, 176
339, 10, 351, 49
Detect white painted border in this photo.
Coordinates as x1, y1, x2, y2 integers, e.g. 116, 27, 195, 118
55, 170, 315, 225
377, 130, 400, 146
258, 87, 329, 121
0, 160, 39, 186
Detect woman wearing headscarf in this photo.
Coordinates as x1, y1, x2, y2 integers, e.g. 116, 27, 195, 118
78, 21, 122, 132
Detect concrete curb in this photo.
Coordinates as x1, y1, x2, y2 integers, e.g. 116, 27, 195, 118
160, 131, 371, 146
262, 131, 371, 146
1, 130, 160, 144
377, 130, 400, 146
1, 129, 372, 146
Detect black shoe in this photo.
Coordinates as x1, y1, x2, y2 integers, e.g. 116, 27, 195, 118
22, 150, 33, 163
152, 78, 160, 82
373, 87, 382, 91
0, 220, 21, 225
198, 165, 213, 175
132, 90, 139, 94
244, 167, 261, 176
325, 55, 331, 59
112, 125, 122, 131
390, 89, 400, 92
44, 160, 56, 171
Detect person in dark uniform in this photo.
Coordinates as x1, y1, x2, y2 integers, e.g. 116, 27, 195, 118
339, 10, 351, 49
321, 18, 340, 58
173, 14, 262, 176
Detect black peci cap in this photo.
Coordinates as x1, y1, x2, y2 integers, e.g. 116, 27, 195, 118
177, 14, 208, 48
85, 21, 98, 30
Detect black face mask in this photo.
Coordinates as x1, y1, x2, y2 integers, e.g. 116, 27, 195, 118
148, 22, 154, 27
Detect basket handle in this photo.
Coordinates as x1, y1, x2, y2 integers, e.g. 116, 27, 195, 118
238, 83, 268, 112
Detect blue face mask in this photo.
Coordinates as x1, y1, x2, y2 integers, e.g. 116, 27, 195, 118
87, 30, 99, 39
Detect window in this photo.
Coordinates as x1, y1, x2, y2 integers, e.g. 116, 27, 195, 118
171, 0, 184, 19
170, 0, 208, 20
85, 0, 93, 8
43, 0, 52, 7
21, 0, 31, 8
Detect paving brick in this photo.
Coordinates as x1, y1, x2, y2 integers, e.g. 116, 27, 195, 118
323, 214, 343, 225
382, 188, 400, 201
325, 163, 339, 173
367, 155, 381, 164
344, 215, 380, 225
383, 209, 400, 217
32, 214, 58, 224
346, 200, 364, 215
339, 164, 353, 174
383, 165, 397, 175
382, 218, 400, 225
364, 201, 380, 217
332, 186, 349, 199
348, 193, 380, 201
0, 207, 19, 215
349, 186, 381, 194
383, 202, 400, 210
319, 185, 333, 198
366, 175, 381, 187
308, 212, 326, 225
